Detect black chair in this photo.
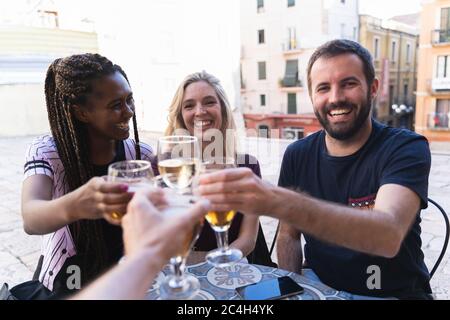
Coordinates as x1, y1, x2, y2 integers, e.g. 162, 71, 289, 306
428, 198, 449, 279
268, 198, 449, 279
269, 221, 280, 257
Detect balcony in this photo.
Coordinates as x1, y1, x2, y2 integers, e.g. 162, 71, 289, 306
279, 78, 303, 92
428, 112, 450, 130
431, 29, 450, 46
431, 78, 450, 92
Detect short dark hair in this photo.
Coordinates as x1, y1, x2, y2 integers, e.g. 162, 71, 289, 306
306, 39, 375, 94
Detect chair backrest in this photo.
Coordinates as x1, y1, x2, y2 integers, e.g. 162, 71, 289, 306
269, 221, 280, 257
269, 198, 449, 279
428, 198, 449, 279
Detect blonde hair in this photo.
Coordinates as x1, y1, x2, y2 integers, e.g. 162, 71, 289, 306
165, 71, 238, 156
165, 71, 236, 135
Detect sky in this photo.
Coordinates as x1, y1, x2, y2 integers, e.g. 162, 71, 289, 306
1, 0, 425, 23
359, 0, 422, 20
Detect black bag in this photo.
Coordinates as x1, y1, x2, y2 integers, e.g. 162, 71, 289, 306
247, 224, 277, 268
0, 280, 55, 300
0, 283, 17, 300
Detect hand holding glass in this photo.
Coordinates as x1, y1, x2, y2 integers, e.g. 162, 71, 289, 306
199, 157, 243, 267
107, 160, 154, 220
154, 178, 204, 300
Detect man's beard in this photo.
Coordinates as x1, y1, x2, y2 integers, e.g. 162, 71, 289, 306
314, 93, 372, 141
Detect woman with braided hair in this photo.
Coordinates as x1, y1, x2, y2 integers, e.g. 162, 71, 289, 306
15, 53, 156, 299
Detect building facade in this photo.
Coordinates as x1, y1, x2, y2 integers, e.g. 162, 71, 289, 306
416, 0, 450, 140
0, 0, 98, 136
0, 0, 242, 136
95, 0, 241, 134
240, 0, 359, 139
359, 14, 419, 129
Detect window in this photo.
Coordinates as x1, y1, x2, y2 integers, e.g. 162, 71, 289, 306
441, 7, 450, 31
260, 94, 266, 106
403, 83, 409, 103
439, 8, 450, 42
283, 59, 299, 87
288, 0, 295, 7
287, 27, 297, 50
240, 65, 245, 89
391, 41, 397, 62
287, 93, 297, 114
38, 10, 59, 28
374, 37, 380, 60
258, 29, 265, 44
434, 99, 450, 128
257, 0, 264, 12
406, 43, 411, 63
340, 23, 346, 38
389, 85, 395, 110
258, 125, 270, 138
437, 55, 450, 78
282, 127, 304, 140
258, 61, 266, 80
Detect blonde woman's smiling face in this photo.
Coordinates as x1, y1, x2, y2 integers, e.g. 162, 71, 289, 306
181, 81, 223, 135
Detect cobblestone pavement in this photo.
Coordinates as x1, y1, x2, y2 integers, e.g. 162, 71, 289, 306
0, 134, 449, 299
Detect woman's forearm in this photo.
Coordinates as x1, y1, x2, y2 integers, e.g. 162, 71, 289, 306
22, 192, 78, 235
230, 236, 256, 257
229, 215, 259, 257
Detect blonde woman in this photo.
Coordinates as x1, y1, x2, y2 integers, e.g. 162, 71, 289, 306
164, 71, 274, 266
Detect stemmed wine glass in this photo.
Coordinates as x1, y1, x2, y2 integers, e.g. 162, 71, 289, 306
199, 157, 243, 267
157, 136, 200, 194
156, 136, 202, 299
107, 160, 154, 220
153, 177, 204, 300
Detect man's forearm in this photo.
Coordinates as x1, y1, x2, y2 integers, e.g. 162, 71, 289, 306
272, 187, 403, 258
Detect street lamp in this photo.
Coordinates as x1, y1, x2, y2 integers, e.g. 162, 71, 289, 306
391, 104, 415, 129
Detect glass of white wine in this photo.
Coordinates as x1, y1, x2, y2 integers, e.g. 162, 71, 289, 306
200, 157, 243, 267
157, 136, 200, 194
107, 160, 154, 220
153, 178, 204, 300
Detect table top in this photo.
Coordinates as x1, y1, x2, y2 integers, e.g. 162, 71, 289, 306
146, 262, 349, 300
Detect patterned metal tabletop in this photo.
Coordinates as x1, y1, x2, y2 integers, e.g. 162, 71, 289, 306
146, 262, 349, 300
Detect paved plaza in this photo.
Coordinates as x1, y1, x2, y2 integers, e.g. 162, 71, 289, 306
0, 134, 449, 299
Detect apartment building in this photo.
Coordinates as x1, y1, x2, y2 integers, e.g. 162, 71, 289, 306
240, 0, 359, 139
416, 0, 450, 140
359, 14, 419, 129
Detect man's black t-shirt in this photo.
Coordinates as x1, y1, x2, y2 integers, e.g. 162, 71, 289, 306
278, 119, 432, 299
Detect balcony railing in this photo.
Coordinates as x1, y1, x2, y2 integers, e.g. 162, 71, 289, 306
431, 29, 450, 45
280, 78, 302, 88
428, 112, 450, 130
431, 77, 450, 92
